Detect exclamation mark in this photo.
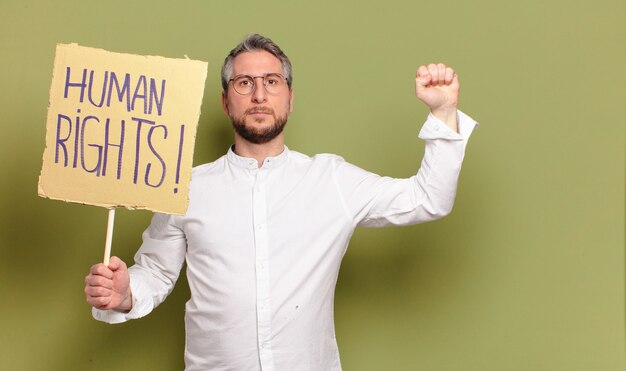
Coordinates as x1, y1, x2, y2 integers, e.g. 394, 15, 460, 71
174, 124, 185, 194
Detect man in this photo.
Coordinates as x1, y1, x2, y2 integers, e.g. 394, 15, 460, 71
84, 34, 477, 370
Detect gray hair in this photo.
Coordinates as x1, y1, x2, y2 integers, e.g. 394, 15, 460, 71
221, 34, 293, 92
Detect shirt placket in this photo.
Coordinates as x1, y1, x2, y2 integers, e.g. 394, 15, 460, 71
253, 166, 274, 370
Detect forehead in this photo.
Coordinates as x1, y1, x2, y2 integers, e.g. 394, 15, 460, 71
232, 50, 283, 76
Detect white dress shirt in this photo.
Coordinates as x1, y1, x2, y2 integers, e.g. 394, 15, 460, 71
93, 111, 477, 370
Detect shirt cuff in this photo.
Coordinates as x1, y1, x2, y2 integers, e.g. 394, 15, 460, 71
91, 272, 153, 324
418, 110, 478, 141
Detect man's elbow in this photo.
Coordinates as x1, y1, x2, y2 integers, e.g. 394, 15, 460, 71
424, 199, 455, 221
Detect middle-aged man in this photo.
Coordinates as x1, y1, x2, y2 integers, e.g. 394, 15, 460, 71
85, 34, 477, 370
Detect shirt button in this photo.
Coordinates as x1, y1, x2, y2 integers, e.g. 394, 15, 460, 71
261, 342, 269, 349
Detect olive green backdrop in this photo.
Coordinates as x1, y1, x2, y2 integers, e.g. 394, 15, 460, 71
1, 1, 623, 370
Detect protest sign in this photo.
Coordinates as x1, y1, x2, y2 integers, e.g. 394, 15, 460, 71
38, 43, 207, 215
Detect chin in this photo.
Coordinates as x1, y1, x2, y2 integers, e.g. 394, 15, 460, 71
231, 113, 288, 144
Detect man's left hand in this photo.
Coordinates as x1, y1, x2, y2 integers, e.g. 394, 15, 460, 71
415, 63, 460, 132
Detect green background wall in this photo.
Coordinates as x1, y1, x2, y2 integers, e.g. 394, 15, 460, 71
1, 1, 623, 370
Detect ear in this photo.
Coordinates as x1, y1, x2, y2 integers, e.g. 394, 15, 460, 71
221, 91, 229, 115
288, 88, 294, 113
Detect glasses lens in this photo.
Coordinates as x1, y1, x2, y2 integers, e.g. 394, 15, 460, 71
263, 73, 286, 94
232, 76, 254, 95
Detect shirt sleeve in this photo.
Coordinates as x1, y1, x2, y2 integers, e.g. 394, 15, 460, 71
333, 110, 477, 228
92, 212, 187, 324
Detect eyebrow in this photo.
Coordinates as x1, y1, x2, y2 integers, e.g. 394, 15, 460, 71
232, 72, 283, 78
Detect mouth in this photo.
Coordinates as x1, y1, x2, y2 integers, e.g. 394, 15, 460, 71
246, 107, 274, 116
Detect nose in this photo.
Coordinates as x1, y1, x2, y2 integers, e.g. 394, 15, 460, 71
251, 76, 268, 104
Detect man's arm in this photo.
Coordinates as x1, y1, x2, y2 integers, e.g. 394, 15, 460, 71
333, 63, 476, 227
84, 212, 187, 323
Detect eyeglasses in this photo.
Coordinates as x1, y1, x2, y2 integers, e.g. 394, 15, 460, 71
229, 73, 287, 95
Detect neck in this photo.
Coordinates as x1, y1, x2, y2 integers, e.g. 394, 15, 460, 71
233, 133, 285, 167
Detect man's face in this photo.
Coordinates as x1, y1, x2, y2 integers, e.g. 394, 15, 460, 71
222, 50, 294, 144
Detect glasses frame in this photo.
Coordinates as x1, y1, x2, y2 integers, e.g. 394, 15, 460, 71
228, 73, 288, 96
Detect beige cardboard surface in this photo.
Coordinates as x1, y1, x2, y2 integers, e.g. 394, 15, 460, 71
38, 43, 207, 215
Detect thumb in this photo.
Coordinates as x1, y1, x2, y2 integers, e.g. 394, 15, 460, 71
107, 256, 128, 272
415, 65, 432, 88
415, 73, 432, 88
415, 74, 432, 99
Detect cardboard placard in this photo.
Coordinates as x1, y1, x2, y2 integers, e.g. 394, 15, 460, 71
38, 43, 207, 215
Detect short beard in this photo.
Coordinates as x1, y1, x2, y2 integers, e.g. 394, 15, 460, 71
230, 107, 288, 145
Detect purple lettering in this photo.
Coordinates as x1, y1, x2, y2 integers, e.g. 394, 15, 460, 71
63, 67, 87, 102
87, 70, 109, 107
149, 78, 166, 116
131, 75, 147, 114
79, 116, 103, 175
131, 117, 155, 184
54, 114, 72, 166
145, 125, 167, 188
102, 118, 125, 179
107, 72, 131, 112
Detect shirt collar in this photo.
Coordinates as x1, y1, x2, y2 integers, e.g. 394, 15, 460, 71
227, 145, 290, 169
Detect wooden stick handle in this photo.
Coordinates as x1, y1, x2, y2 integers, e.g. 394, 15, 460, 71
103, 208, 116, 266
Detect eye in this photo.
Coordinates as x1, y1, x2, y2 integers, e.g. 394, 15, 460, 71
234, 76, 253, 87
265, 74, 283, 86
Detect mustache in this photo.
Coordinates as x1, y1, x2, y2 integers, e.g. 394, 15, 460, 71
244, 106, 274, 115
